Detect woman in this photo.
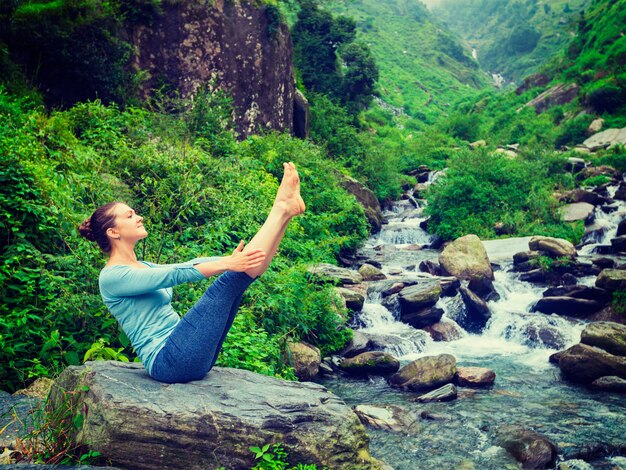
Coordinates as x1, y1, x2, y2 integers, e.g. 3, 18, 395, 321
78, 162, 305, 383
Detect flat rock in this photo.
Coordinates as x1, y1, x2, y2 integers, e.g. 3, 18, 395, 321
398, 281, 442, 312
50, 361, 379, 470
532, 296, 603, 317
338, 352, 400, 376
400, 306, 444, 329
307, 263, 363, 285
582, 127, 626, 151
590, 376, 626, 392
358, 263, 387, 281
529, 236, 577, 258
560, 202, 595, 222
415, 383, 457, 402
353, 404, 420, 433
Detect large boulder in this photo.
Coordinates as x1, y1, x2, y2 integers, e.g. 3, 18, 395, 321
459, 286, 492, 331
285, 341, 321, 382
398, 281, 442, 312
595, 269, 626, 291
422, 321, 464, 342
337, 173, 384, 233
582, 127, 626, 151
335, 287, 365, 312
528, 236, 577, 258
580, 321, 626, 356
495, 425, 557, 470
558, 343, 626, 383
358, 263, 387, 281
50, 362, 379, 470
307, 263, 363, 285
439, 235, 494, 281
338, 352, 400, 376
389, 354, 456, 391
400, 307, 444, 329
532, 297, 603, 317
133, 0, 296, 138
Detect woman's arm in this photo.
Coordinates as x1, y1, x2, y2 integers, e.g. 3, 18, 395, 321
100, 242, 266, 297
193, 241, 266, 278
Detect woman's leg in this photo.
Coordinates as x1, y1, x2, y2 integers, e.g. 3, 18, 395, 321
149, 163, 306, 383
242, 162, 305, 278
150, 271, 255, 383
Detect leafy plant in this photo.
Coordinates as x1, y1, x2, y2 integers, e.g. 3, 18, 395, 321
249, 443, 321, 470
14, 385, 102, 465
612, 289, 626, 316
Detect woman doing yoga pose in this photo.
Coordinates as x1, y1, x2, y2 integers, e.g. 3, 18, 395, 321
78, 162, 305, 383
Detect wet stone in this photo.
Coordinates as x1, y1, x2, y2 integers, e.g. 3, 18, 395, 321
415, 383, 457, 402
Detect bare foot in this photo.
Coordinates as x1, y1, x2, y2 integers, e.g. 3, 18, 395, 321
274, 162, 306, 217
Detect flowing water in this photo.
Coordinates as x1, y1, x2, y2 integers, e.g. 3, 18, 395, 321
319, 185, 626, 469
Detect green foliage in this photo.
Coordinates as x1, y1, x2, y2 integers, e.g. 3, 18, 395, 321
612, 289, 626, 316
580, 174, 611, 187
507, 25, 541, 55
554, 114, 593, 148
339, 42, 379, 114
293, 0, 356, 96
430, 0, 587, 81
83, 338, 130, 363
425, 148, 580, 242
249, 443, 321, 470
1, 0, 139, 107
532, 255, 575, 272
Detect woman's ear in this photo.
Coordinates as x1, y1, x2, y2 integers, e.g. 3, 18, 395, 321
106, 227, 120, 240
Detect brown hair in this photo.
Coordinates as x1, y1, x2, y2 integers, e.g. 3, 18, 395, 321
78, 202, 120, 253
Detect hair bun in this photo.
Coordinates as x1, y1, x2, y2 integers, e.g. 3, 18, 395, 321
78, 217, 97, 242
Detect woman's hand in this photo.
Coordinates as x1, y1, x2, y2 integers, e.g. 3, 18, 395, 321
227, 241, 266, 272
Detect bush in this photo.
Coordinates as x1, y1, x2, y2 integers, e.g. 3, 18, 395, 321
425, 148, 578, 241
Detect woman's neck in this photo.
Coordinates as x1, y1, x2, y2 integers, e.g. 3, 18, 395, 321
108, 243, 140, 266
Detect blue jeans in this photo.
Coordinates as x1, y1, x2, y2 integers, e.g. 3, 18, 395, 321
150, 271, 256, 383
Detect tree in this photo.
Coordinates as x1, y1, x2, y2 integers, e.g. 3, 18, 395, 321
292, 0, 356, 96
339, 42, 379, 114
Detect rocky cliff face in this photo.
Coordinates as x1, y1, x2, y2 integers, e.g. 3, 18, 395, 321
132, 0, 296, 137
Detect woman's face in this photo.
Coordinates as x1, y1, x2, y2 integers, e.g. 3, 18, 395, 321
109, 203, 148, 242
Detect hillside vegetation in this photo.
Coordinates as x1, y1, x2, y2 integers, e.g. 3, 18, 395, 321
430, 0, 590, 82
327, 0, 490, 122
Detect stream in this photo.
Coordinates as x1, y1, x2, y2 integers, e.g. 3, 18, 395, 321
318, 181, 626, 469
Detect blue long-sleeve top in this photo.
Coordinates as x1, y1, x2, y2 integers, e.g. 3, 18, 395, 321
98, 257, 220, 374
